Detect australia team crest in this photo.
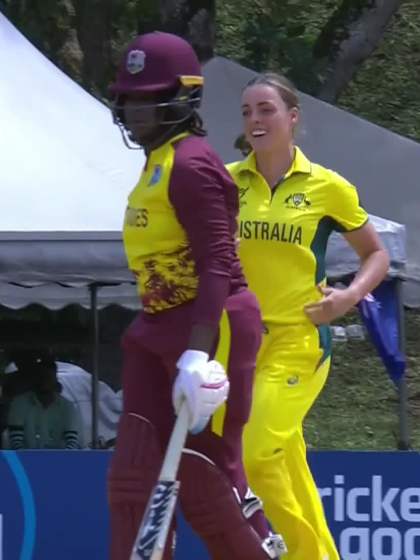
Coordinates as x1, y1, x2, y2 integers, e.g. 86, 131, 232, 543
284, 192, 311, 210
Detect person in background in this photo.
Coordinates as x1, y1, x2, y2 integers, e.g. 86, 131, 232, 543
227, 72, 389, 560
55, 360, 122, 449
1, 350, 45, 448
7, 358, 79, 450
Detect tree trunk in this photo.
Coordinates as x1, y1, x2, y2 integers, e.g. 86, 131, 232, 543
159, 0, 216, 62
315, 0, 403, 103
74, 0, 113, 95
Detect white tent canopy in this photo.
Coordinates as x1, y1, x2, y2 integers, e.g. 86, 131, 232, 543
0, 12, 144, 290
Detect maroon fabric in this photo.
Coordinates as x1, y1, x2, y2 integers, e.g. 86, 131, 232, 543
119, 289, 272, 551
121, 289, 260, 472
111, 32, 201, 95
168, 135, 246, 328
179, 453, 274, 560
108, 413, 174, 560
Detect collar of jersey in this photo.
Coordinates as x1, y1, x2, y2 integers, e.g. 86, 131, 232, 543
147, 131, 191, 164
237, 146, 312, 178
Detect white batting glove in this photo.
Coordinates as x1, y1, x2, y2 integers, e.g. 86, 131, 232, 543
173, 350, 229, 434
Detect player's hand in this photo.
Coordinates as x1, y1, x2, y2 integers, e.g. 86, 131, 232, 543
304, 285, 357, 325
173, 350, 229, 434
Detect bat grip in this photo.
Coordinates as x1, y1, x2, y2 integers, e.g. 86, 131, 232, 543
159, 400, 190, 481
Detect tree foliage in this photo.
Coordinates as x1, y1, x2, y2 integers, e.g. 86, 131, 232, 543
160, 0, 216, 61
1, 0, 419, 141
314, 0, 403, 102
338, 0, 420, 141
216, 0, 420, 141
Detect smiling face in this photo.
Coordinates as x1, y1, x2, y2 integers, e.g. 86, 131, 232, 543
241, 82, 299, 155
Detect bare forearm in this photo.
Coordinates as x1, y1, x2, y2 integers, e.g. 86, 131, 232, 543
347, 249, 390, 304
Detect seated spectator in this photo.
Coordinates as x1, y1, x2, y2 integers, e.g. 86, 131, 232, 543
1, 352, 36, 448
3, 355, 123, 449
55, 361, 122, 448
6, 358, 80, 450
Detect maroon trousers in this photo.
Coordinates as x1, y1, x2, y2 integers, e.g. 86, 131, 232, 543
109, 288, 275, 559
121, 288, 261, 497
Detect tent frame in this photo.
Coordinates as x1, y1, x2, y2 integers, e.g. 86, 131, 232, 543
89, 284, 100, 449
396, 279, 410, 449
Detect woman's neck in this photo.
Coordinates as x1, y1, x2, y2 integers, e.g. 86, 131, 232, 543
255, 144, 295, 188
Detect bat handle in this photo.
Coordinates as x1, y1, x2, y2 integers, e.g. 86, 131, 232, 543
159, 400, 190, 481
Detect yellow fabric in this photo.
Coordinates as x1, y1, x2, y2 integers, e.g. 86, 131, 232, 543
226, 148, 364, 558
123, 132, 198, 313
227, 147, 368, 325
242, 324, 339, 560
211, 309, 231, 436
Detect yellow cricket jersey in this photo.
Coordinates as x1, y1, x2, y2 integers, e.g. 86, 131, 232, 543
227, 147, 368, 326
123, 132, 198, 313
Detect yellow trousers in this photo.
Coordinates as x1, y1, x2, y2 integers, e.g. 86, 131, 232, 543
243, 323, 340, 560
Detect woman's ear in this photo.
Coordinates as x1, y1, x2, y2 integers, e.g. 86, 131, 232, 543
290, 107, 299, 127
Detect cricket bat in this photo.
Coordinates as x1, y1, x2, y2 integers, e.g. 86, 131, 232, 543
130, 401, 190, 560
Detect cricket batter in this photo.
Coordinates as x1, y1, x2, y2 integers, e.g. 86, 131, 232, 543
227, 73, 389, 559
107, 34, 285, 560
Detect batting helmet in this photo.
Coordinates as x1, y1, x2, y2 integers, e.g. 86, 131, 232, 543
111, 31, 203, 95
110, 32, 204, 149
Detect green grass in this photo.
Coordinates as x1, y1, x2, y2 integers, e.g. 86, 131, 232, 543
304, 309, 420, 450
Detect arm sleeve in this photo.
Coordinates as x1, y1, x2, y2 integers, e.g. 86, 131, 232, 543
62, 401, 80, 449
328, 172, 369, 232
169, 156, 233, 327
7, 398, 24, 449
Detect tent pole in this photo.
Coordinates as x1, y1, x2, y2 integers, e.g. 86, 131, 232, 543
396, 278, 410, 450
89, 284, 100, 449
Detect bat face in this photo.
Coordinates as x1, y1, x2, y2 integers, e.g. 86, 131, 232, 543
131, 480, 180, 560
131, 402, 190, 560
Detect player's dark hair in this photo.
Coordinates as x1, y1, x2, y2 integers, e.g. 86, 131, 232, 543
187, 111, 207, 137
161, 84, 206, 136
245, 73, 299, 110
